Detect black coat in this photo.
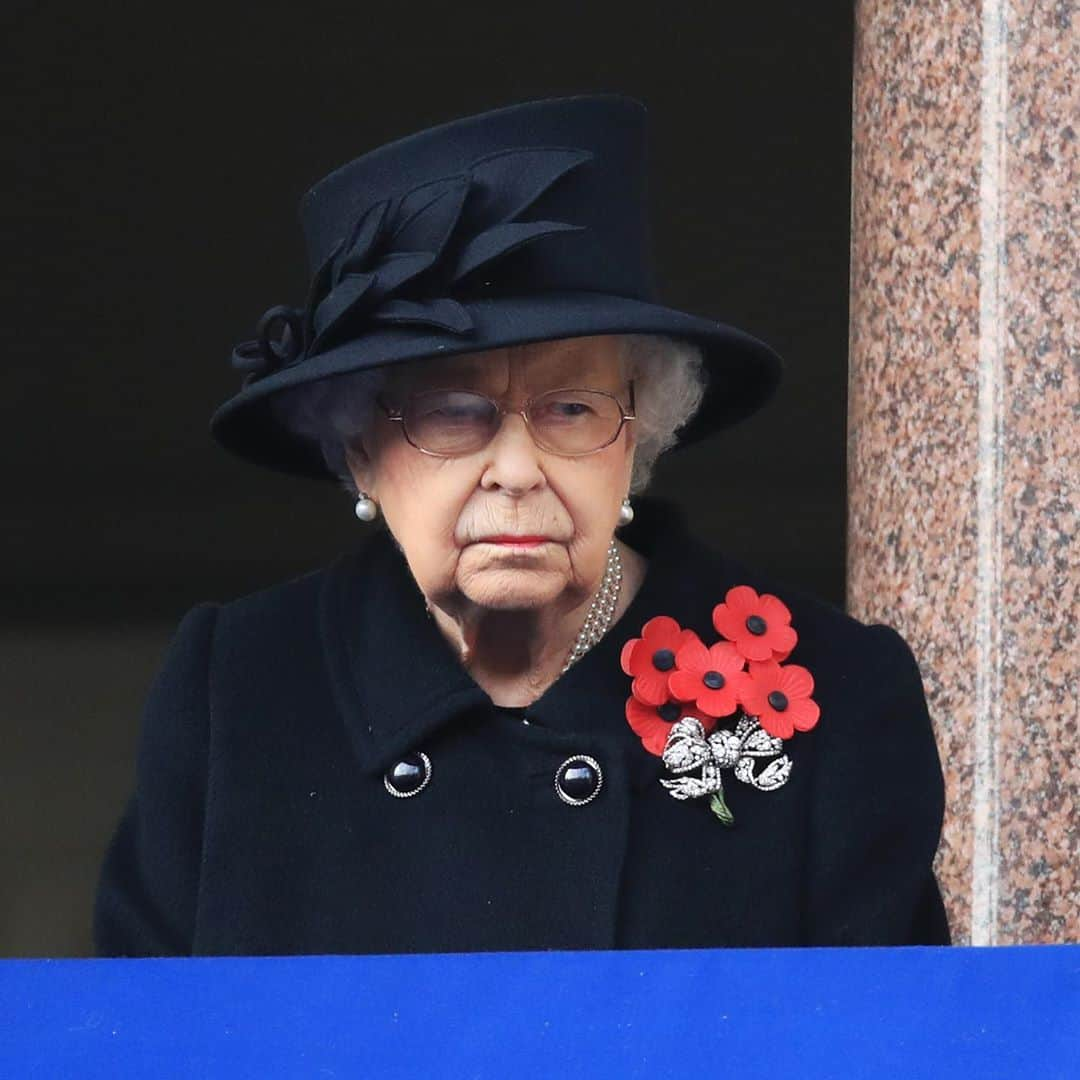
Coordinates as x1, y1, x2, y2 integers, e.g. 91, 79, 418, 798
93, 496, 950, 955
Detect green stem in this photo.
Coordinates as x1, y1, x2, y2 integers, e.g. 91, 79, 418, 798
709, 790, 735, 827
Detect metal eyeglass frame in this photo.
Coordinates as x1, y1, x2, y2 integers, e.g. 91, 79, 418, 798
376, 381, 637, 458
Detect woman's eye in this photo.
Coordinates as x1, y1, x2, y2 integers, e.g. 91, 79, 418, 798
541, 399, 595, 420
414, 395, 490, 423
434, 405, 480, 419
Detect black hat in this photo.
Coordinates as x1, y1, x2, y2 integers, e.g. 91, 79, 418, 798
210, 93, 784, 481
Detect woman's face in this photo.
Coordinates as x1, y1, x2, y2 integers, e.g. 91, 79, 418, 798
344, 335, 636, 615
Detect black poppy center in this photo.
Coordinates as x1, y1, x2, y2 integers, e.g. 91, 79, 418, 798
745, 614, 768, 636
652, 648, 676, 671
657, 703, 681, 723
767, 690, 789, 711
702, 670, 726, 690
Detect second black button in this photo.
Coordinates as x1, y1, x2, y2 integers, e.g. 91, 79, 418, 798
555, 755, 603, 806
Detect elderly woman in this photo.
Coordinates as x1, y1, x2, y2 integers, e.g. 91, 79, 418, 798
94, 94, 950, 955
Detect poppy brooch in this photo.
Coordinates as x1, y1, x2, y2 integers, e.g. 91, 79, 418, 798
620, 585, 820, 826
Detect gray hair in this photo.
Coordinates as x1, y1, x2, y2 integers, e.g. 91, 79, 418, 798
268, 333, 706, 497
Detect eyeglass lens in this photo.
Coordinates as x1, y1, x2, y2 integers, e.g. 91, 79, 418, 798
403, 389, 628, 456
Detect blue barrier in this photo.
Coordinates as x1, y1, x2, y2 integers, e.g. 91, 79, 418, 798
1, 945, 1077, 1078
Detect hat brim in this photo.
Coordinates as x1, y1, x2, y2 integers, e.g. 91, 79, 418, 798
209, 291, 784, 481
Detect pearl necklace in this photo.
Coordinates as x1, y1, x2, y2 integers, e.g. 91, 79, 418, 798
560, 538, 624, 674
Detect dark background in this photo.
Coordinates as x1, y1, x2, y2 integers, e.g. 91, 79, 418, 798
3, 3, 854, 954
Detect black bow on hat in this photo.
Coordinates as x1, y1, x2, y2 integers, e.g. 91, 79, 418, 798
211, 93, 784, 481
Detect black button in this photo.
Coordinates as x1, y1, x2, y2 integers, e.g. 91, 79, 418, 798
555, 755, 603, 806
384, 752, 431, 798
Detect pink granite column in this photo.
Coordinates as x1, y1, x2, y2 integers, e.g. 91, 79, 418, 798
847, 0, 1078, 944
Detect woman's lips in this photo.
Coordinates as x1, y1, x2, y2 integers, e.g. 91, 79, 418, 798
480, 535, 551, 547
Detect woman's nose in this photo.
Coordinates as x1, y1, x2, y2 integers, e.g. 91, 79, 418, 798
479, 411, 546, 492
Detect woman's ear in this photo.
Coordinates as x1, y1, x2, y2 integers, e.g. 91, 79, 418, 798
344, 436, 377, 499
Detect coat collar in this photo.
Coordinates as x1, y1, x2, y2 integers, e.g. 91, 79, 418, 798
319, 496, 734, 777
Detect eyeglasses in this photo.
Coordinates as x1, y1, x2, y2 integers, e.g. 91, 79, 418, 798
376, 382, 636, 458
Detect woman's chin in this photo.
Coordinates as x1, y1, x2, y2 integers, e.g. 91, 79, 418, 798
459, 570, 565, 612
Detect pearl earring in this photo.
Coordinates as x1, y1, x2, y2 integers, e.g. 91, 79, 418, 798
354, 492, 378, 522
618, 497, 634, 526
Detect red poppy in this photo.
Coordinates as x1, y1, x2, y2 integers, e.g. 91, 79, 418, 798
712, 585, 797, 663
667, 636, 744, 719
620, 615, 698, 706
734, 659, 819, 740
625, 695, 712, 756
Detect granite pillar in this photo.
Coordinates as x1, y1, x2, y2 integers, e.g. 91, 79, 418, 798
847, 0, 1078, 944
